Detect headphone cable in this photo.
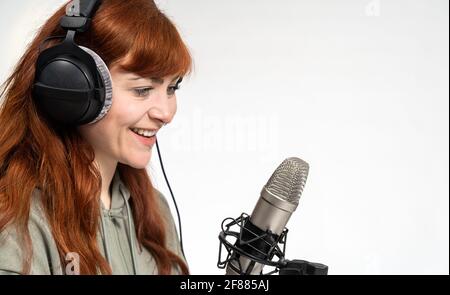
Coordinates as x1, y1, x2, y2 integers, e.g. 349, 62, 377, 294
155, 137, 186, 259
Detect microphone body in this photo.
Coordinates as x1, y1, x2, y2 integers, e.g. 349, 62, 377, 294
225, 157, 309, 275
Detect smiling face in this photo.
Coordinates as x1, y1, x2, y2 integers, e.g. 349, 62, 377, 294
77, 63, 181, 169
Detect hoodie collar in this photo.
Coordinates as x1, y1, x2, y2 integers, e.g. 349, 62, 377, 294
108, 169, 131, 211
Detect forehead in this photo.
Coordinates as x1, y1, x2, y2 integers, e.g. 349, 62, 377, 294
110, 66, 179, 84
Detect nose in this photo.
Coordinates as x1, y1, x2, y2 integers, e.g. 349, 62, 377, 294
146, 88, 176, 125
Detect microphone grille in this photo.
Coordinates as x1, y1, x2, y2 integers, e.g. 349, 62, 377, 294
264, 157, 309, 204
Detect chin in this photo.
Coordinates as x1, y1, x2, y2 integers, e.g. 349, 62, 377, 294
128, 160, 150, 169
121, 155, 151, 169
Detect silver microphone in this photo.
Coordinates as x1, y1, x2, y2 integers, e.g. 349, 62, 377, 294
225, 157, 309, 275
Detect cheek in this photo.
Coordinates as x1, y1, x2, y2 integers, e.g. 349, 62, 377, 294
81, 121, 115, 152
173, 101, 178, 116
78, 104, 125, 147
104, 96, 141, 133
167, 99, 178, 121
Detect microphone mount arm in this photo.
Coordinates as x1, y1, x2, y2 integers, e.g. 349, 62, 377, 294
218, 214, 328, 275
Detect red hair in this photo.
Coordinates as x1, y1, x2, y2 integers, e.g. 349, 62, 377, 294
0, 0, 192, 274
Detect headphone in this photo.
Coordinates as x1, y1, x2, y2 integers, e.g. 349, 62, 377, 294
33, 0, 186, 260
33, 0, 111, 126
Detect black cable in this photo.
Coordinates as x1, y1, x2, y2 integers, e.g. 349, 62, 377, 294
155, 137, 185, 259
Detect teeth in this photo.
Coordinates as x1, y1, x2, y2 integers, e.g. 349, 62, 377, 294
131, 128, 156, 138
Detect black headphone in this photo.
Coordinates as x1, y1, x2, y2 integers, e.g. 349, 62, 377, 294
33, 0, 111, 126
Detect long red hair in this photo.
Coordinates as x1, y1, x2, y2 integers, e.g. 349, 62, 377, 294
0, 0, 192, 275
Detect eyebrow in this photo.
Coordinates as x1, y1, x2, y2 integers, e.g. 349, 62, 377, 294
128, 76, 181, 84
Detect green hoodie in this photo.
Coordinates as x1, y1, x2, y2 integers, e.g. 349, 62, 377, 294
0, 170, 186, 275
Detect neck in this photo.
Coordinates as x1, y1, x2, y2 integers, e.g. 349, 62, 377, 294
93, 152, 118, 210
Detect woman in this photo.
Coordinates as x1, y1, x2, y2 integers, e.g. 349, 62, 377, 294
0, 0, 192, 275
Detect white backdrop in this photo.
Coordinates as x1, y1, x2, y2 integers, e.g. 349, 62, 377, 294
0, 0, 448, 275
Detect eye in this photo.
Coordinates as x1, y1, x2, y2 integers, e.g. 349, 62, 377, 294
167, 84, 181, 96
133, 87, 153, 97
168, 77, 183, 96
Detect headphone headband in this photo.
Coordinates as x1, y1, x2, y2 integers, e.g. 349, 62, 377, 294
60, 0, 102, 32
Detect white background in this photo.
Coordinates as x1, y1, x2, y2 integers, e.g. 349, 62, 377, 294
0, 0, 448, 275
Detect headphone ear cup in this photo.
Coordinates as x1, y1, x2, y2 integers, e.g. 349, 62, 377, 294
33, 42, 113, 126
79, 46, 113, 124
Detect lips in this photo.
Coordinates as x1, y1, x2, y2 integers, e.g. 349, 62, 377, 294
130, 129, 156, 147
130, 127, 157, 137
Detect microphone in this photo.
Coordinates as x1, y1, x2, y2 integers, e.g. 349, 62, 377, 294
218, 157, 310, 275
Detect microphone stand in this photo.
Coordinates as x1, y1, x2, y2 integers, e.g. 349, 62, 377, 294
278, 259, 328, 275
218, 214, 329, 275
